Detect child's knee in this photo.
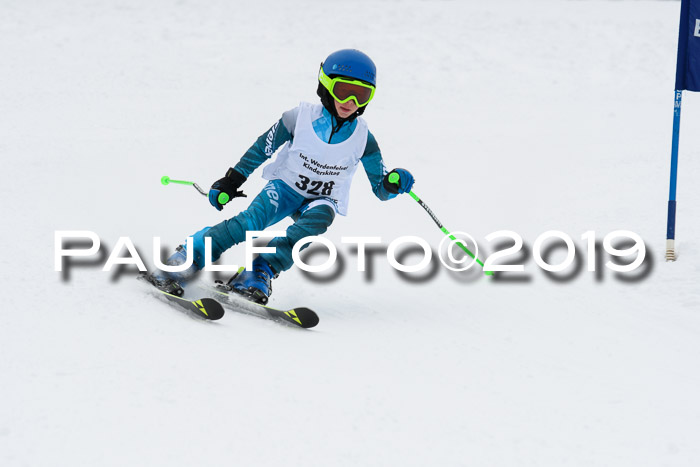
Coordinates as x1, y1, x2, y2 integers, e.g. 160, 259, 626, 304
312, 204, 336, 227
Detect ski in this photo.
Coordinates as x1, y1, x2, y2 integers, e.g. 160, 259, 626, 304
157, 292, 226, 321
211, 282, 319, 329
138, 274, 225, 320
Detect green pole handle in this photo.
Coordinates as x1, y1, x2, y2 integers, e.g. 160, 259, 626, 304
388, 172, 400, 185
217, 192, 230, 205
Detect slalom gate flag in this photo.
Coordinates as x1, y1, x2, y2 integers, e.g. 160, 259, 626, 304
666, 0, 700, 261
675, 0, 700, 91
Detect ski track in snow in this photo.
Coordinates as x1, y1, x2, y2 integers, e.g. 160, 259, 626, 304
2, 1, 700, 466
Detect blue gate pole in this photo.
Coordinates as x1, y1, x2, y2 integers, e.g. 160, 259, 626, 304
666, 89, 683, 261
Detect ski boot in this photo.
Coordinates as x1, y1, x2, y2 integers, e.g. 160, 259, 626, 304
142, 245, 199, 297
226, 257, 277, 305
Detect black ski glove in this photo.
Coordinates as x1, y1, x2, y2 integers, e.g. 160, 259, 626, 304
209, 167, 247, 211
382, 168, 415, 194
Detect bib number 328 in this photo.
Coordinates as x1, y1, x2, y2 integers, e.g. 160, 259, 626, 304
295, 175, 335, 196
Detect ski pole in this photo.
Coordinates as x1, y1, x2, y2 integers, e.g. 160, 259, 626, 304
388, 172, 493, 276
160, 175, 232, 205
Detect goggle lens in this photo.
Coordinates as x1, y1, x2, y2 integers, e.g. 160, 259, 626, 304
332, 81, 373, 106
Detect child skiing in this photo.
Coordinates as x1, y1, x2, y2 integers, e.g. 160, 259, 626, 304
147, 49, 415, 304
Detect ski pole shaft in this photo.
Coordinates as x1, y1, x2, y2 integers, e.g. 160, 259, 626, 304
161, 175, 230, 204
388, 173, 492, 276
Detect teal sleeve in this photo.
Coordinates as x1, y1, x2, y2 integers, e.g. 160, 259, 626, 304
361, 131, 397, 201
233, 116, 293, 178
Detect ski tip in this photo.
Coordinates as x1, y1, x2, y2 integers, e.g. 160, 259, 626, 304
287, 307, 319, 329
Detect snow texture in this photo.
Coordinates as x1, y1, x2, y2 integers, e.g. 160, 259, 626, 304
1, 1, 700, 466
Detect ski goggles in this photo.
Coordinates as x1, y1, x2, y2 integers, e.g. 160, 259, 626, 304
318, 67, 376, 107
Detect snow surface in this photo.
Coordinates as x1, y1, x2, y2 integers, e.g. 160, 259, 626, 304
2, 0, 700, 466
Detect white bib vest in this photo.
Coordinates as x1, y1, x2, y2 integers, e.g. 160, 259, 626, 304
262, 102, 368, 216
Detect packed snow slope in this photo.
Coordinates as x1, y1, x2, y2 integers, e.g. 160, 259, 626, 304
2, 1, 700, 466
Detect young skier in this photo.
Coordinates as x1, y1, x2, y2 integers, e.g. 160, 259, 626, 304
148, 49, 415, 304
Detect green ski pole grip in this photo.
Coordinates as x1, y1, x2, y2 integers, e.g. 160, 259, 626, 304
388, 172, 400, 185
217, 192, 230, 205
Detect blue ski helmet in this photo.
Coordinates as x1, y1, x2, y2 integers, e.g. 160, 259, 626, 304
317, 49, 376, 120
321, 49, 376, 86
